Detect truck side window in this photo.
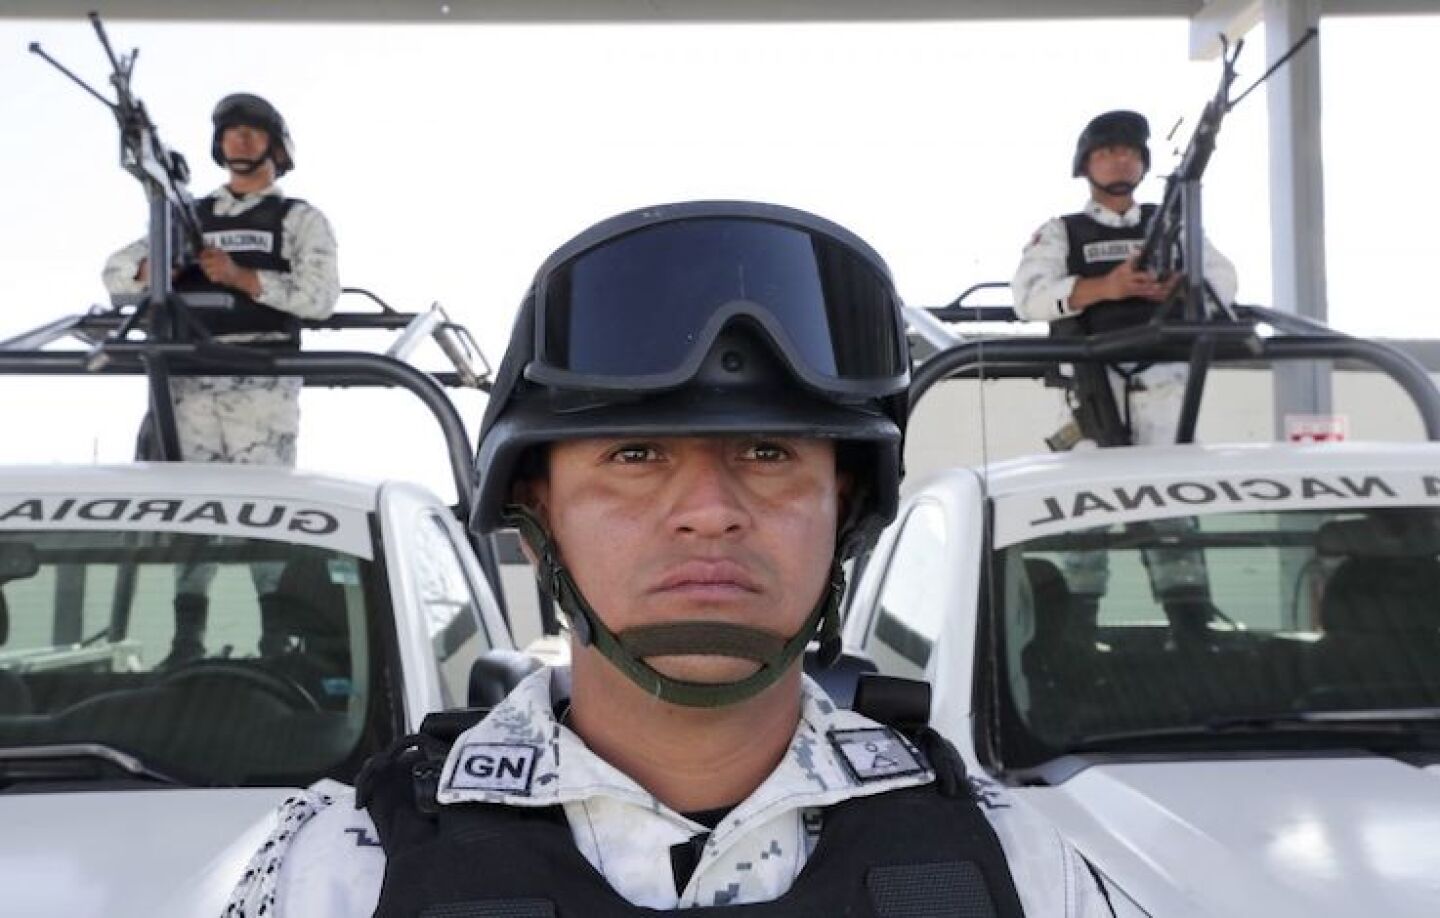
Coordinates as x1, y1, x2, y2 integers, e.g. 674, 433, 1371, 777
868, 502, 948, 679
413, 514, 492, 707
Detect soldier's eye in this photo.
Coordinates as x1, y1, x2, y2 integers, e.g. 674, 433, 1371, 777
741, 441, 791, 462
608, 444, 659, 464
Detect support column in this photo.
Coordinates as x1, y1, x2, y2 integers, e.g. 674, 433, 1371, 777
1265, 0, 1331, 437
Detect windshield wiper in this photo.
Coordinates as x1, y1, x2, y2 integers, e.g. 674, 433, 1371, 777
0, 743, 185, 787
1280, 707, 1440, 723
1067, 709, 1440, 752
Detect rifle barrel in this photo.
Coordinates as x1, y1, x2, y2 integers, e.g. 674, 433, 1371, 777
29, 42, 115, 109
89, 11, 125, 75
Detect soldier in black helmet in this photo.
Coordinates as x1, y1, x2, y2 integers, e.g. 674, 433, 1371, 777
102, 93, 340, 667
224, 201, 1110, 916
104, 93, 339, 368
1011, 111, 1238, 647
1012, 109, 1238, 445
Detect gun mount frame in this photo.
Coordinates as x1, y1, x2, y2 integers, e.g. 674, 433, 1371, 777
908, 307, 1440, 444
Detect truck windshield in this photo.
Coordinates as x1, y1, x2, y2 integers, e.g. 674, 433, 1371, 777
0, 528, 383, 787
996, 506, 1440, 766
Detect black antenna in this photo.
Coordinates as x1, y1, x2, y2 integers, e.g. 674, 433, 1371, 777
1231, 26, 1318, 108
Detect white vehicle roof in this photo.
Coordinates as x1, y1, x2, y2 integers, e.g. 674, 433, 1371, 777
960, 441, 1440, 548
976, 440, 1440, 496
0, 463, 435, 560
0, 462, 383, 509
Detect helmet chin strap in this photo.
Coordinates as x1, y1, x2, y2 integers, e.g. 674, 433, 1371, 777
504, 505, 843, 709
224, 144, 275, 176
1089, 177, 1138, 198
225, 157, 264, 174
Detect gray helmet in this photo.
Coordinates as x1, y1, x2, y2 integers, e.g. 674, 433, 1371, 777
1072, 109, 1150, 178
472, 200, 911, 707
211, 93, 295, 176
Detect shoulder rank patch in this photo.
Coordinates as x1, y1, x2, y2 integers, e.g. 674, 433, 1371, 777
829, 727, 927, 784
446, 742, 539, 795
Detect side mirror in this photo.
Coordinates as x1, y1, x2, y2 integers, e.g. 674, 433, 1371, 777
0, 542, 39, 584
0, 543, 41, 647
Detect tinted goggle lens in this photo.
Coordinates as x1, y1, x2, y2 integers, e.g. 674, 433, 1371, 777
535, 219, 905, 390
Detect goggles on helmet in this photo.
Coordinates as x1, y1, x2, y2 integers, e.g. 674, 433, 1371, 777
524, 205, 909, 401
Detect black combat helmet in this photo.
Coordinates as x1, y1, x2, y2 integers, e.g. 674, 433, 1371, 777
472, 200, 911, 707
210, 93, 295, 176
1072, 109, 1151, 177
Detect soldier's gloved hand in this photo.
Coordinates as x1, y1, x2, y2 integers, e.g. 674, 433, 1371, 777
1143, 271, 1183, 303
198, 247, 241, 285
198, 247, 261, 296
1103, 256, 1170, 302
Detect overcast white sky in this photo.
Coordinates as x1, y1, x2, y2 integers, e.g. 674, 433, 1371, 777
1, 14, 1437, 497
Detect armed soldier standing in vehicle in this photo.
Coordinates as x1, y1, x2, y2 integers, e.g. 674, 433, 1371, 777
1011, 110, 1238, 646
223, 201, 1111, 916
1012, 109, 1238, 447
103, 92, 340, 464
102, 93, 340, 665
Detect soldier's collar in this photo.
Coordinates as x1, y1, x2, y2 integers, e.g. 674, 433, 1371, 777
214, 182, 282, 203
1083, 197, 1143, 226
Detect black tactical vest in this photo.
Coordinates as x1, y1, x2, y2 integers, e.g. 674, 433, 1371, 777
175, 194, 303, 346
1057, 203, 1160, 335
358, 710, 1027, 918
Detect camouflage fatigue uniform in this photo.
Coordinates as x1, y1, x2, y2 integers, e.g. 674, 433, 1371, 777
222, 667, 1112, 916
1012, 199, 1238, 601
104, 184, 338, 600
102, 183, 340, 468
167, 374, 301, 466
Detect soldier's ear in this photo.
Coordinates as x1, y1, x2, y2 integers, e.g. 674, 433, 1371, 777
508, 447, 552, 520
506, 480, 548, 569
511, 477, 550, 527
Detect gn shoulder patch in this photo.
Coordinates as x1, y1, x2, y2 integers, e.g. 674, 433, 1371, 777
829, 727, 928, 784
446, 742, 540, 795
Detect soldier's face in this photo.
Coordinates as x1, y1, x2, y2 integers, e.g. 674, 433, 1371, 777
221, 124, 271, 162
1086, 144, 1145, 188
529, 435, 842, 684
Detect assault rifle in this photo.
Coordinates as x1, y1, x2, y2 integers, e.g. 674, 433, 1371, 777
1138, 28, 1318, 321
32, 12, 206, 316
31, 13, 223, 460
1052, 40, 1256, 449
1052, 28, 1321, 448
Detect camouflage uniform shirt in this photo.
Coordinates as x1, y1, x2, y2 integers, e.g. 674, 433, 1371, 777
223, 666, 1112, 916
102, 184, 340, 465
1010, 199, 1235, 596
102, 182, 340, 325
1010, 197, 1240, 443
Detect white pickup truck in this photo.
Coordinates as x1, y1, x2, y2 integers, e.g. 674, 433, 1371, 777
0, 306, 538, 918
0, 464, 526, 917
842, 314, 1440, 917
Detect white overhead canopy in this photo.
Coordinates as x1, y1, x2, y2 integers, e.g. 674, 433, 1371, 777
0, 1, 1200, 23
4, 1, 1432, 30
